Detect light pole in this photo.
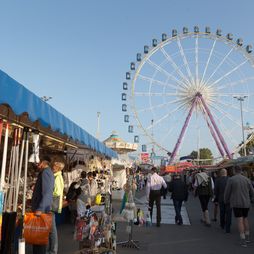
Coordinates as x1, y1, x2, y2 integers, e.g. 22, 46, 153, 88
96, 112, 101, 140
151, 119, 154, 164
234, 95, 248, 156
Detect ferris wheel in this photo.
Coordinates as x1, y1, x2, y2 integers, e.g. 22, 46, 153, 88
121, 26, 254, 164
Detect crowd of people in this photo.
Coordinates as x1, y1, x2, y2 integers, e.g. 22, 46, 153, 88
29, 156, 114, 254
29, 157, 254, 253
141, 165, 254, 248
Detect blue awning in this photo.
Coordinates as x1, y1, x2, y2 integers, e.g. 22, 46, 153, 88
0, 69, 117, 158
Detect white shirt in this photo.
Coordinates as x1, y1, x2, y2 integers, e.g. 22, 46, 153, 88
146, 172, 167, 198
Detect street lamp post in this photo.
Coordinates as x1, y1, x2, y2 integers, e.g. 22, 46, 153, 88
151, 119, 154, 165
96, 112, 101, 140
234, 95, 248, 156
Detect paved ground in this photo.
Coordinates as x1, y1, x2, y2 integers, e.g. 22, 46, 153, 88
51, 191, 254, 253
134, 195, 190, 225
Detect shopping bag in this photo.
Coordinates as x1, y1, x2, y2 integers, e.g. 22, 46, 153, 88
23, 212, 52, 245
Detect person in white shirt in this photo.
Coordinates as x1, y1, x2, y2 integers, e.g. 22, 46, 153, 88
146, 167, 167, 227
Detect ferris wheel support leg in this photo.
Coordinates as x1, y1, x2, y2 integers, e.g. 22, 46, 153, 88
169, 97, 198, 164
201, 107, 225, 157
199, 94, 232, 159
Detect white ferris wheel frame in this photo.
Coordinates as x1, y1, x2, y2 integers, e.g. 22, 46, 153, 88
129, 31, 254, 156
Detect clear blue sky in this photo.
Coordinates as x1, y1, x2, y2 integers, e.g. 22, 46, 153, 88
0, 0, 254, 158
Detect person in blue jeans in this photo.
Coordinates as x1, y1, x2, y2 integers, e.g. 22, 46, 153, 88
168, 174, 188, 225
31, 156, 54, 254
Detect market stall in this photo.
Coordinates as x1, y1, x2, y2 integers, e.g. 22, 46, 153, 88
0, 69, 118, 253
104, 132, 137, 201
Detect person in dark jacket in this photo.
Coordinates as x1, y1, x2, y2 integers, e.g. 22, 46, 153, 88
31, 156, 54, 254
214, 168, 232, 233
168, 174, 188, 225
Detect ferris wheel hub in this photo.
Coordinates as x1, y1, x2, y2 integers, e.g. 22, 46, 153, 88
177, 79, 215, 110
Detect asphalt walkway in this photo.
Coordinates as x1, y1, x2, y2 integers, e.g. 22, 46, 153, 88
54, 191, 254, 254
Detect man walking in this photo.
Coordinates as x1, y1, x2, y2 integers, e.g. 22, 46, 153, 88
31, 156, 55, 254
168, 174, 188, 225
146, 167, 167, 227
214, 168, 232, 233
224, 166, 254, 247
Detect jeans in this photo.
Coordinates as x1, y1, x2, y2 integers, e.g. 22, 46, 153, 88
173, 200, 183, 224
46, 213, 58, 254
219, 202, 232, 233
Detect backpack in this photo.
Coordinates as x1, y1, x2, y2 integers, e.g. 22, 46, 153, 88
66, 182, 81, 201
197, 177, 213, 196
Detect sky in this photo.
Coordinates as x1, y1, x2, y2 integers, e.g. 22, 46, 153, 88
0, 0, 254, 159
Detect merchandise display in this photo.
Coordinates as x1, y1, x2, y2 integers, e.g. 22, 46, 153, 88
74, 185, 116, 253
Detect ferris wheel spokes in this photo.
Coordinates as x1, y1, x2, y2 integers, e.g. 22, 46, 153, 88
145, 102, 189, 131
160, 117, 185, 147
195, 36, 199, 84
217, 76, 254, 91
204, 48, 234, 85
177, 37, 195, 84
200, 39, 217, 85
211, 100, 244, 127
208, 59, 248, 88
214, 97, 249, 115
137, 74, 178, 90
137, 97, 186, 113
215, 92, 251, 97
134, 92, 178, 96
160, 47, 191, 88
146, 58, 189, 89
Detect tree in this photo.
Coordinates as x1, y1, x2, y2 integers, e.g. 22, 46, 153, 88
189, 148, 213, 165
190, 150, 198, 159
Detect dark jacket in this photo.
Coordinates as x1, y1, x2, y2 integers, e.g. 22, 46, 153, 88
168, 178, 188, 201
214, 176, 228, 203
31, 167, 54, 212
